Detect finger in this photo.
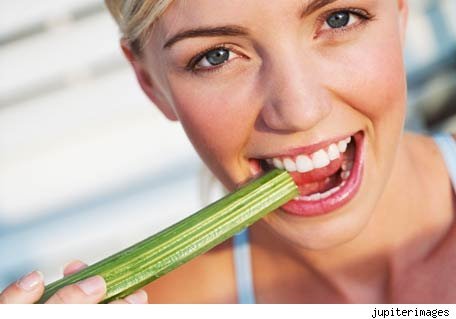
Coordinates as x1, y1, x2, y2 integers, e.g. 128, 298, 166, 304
45, 275, 106, 304
0, 271, 44, 304
63, 260, 88, 277
109, 290, 148, 304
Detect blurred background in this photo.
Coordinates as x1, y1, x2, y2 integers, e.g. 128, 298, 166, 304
1, 0, 455, 289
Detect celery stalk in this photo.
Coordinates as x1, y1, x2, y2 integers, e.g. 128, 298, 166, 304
37, 169, 297, 303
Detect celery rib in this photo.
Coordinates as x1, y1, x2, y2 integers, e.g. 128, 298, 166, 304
37, 169, 297, 303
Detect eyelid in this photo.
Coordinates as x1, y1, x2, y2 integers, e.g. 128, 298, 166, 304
186, 44, 246, 72
186, 44, 228, 70
314, 7, 374, 38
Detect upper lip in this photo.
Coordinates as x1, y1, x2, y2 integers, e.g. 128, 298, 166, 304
253, 131, 357, 159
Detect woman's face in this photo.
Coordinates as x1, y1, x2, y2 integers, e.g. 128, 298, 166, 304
133, 0, 408, 250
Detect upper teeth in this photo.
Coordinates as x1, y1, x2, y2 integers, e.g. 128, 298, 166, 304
270, 137, 351, 173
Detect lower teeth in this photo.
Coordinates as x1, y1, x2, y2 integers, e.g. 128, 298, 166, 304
341, 170, 350, 180
294, 180, 346, 201
293, 157, 353, 202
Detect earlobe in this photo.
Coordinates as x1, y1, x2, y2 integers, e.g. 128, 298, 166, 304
120, 40, 179, 122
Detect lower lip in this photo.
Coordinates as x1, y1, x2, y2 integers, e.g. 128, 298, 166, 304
281, 132, 365, 217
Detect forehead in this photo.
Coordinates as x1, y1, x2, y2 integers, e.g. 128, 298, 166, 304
155, 0, 301, 37
153, 0, 387, 39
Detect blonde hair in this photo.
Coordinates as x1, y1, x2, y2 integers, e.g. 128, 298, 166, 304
106, 1, 226, 204
105, 0, 175, 53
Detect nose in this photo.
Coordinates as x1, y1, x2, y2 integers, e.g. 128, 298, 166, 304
258, 52, 332, 133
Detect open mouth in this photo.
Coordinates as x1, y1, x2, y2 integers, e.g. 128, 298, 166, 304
253, 131, 365, 217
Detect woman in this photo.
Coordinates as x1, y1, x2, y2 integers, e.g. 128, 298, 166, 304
1, 0, 455, 303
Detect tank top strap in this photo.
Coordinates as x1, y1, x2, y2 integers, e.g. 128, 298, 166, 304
232, 228, 256, 304
433, 132, 456, 192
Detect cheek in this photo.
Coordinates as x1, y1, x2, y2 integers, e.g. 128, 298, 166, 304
351, 29, 407, 162
167, 73, 260, 185
357, 44, 406, 124
320, 23, 407, 158
327, 36, 406, 125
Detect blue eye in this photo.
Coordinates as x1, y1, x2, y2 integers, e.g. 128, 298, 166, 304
326, 11, 350, 28
199, 48, 230, 67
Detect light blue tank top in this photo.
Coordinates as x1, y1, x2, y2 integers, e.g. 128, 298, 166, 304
232, 132, 456, 304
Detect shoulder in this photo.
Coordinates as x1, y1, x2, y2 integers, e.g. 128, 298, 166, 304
403, 131, 455, 161
393, 134, 456, 303
143, 240, 237, 303
402, 132, 444, 173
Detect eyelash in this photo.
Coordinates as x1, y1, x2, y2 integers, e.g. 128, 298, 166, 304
185, 44, 243, 74
186, 7, 374, 74
316, 7, 374, 38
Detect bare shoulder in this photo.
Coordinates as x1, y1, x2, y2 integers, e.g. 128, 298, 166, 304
394, 132, 456, 302
143, 240, 237, 303
402, 132, 445, 172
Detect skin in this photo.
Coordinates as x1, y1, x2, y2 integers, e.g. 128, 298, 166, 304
129, 0, 455, 302
0, 260, 148, 304
1, 0, 454, 303
133, 0, 411, 253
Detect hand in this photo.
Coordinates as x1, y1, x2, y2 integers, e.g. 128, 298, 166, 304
0, 260, 148, 304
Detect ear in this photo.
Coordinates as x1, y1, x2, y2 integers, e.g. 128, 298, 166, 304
396, 0, 409, 47
120, 40, 178, 121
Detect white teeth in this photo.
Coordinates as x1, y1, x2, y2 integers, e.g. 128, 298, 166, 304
321, 185, 341, 198
342, 160, 353, 171
341, 170, 350, 180
296, 155, 314, 173
338, 140, 348, 153
311, 149, 330, 169
295, 184, 342, 201
338, 136, 352, 153
307, 193, 322, 201
319, 192, 331, 199
273, 158, 284, 169
283, 158, 297, 172
327, 143, 340, 160
269, 135, 353, 173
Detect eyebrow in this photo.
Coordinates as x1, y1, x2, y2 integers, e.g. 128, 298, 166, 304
163, 25, 249, 49
300, 0, 338, 18
163, 0, 337, 49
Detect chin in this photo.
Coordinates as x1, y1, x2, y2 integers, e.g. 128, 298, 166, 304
260, 202, 375, 251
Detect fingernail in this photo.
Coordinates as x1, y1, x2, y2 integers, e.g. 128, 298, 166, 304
63, 260, 87, 274
63, 259, 82, 270
125, 290, 148, 304
17, 271, 43, 291
76, 276, 106, 295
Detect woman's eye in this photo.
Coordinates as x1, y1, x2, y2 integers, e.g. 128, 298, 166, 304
195, 48, 233, 68
323, 11, 356, 29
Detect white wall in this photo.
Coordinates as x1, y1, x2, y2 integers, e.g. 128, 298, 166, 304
0, 0, 209, 288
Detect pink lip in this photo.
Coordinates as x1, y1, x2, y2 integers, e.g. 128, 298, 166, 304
259, 132, 355, 159
281, 131, 365, 217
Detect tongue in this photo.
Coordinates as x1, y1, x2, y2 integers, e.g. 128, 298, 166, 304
289, 155, 343, 185
290, 143, 354, 196
289, 142, 354, 187
297, 173, 341, 196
